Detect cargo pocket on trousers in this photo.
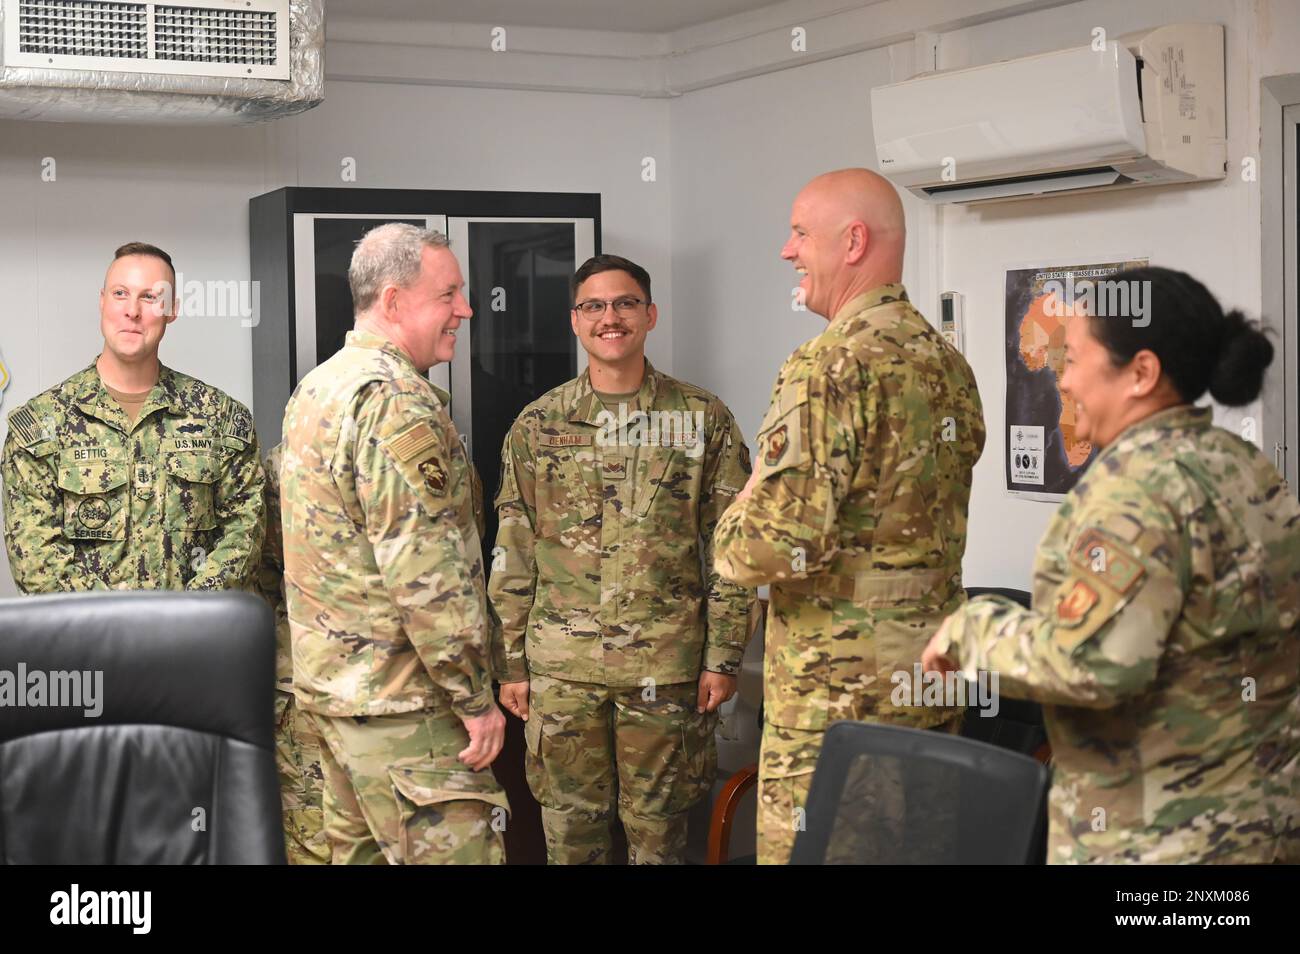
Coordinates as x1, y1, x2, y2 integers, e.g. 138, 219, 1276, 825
664, 710, 720, 815
522, 712, 557, 810
388, 758, 510, 864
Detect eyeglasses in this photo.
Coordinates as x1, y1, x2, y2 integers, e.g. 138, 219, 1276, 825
573, 297, 648, 319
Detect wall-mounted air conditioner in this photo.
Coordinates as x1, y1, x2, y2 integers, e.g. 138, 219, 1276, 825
872, 23, 1226, 204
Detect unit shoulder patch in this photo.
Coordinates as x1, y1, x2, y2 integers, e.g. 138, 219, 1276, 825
764, 424, 790, 467
1069, 527, 1146, 596
417, 455, 448, 495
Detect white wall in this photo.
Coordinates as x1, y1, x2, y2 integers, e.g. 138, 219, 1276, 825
0, 80, 669, 596
668, 0, 1299, 591
285, 80, 673, 367
938, 0, 1269, 588
670, 46, 896, 433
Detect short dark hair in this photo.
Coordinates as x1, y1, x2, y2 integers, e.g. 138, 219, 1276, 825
1088, 266, 1273, 407
571, 254, 651, 305
112, 242, 176, 283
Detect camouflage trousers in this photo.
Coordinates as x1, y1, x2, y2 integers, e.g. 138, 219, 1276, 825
524, 674, 718, 865
757, 716, 962, 865
273, 690, 330, 865
308, 708, 509, 865
1204, 830, 1300, 865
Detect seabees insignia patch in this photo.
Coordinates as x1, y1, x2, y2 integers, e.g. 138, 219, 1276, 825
77, 497, 111, 529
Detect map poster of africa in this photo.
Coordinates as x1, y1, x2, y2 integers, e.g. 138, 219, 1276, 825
1004, 257, 1149, 500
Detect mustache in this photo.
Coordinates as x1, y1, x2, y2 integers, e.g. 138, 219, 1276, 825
592, 326, 632, 336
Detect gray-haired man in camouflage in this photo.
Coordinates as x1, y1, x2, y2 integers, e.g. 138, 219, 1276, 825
282, 224, 508, 865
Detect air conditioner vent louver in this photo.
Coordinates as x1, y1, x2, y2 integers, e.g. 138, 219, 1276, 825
156, 6, 276, 66
18, 1, 148, 59
4, 0, 288, 79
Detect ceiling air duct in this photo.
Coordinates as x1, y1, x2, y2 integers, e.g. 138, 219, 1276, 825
0, 0, 323, 124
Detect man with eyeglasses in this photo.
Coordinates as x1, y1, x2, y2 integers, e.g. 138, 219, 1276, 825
489, 254, 755, 864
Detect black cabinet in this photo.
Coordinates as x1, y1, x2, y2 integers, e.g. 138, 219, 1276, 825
249, 187, 600, 523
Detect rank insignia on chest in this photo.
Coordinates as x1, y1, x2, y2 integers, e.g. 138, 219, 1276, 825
1057, 579, 1099, 623
135, 463, 156, 500
419, 457, 448, 495
77, 497, 112, 530
764, 424, 789, 467
602, 457, 627, 480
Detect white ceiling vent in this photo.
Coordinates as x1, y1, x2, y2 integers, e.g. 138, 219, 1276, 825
4, 0, 288, 79
0, 0, 320, 123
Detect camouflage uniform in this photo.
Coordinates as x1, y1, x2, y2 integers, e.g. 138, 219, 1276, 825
281, 329, 506, 865
256, 443, 329, 865
713, 284, 985, 864
932, 404, 1300, 864
2, 360, 264, 593
490, 361, 754, 864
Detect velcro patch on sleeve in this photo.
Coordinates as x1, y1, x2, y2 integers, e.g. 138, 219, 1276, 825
223, 405, 254, 443
9, 407, 46, 447
1051, 574, 1122, 653
1069, 527, 1146, 596
388, 421, 439, 462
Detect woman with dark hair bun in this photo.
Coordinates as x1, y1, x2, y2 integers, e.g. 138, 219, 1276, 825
923, 266, 1300, 864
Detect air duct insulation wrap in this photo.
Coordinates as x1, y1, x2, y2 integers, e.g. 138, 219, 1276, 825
0, 0, 323, 124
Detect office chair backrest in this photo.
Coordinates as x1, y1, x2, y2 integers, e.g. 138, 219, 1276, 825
0, 591, 284, 864
960, 586, 1046, 738
789, 721, 1049, 864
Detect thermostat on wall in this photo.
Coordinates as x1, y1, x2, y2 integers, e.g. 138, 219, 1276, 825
940, 291, 965, 353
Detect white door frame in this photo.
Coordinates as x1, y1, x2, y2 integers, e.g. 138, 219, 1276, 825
444, 216, 596, 458
1261, 75, 1300, 491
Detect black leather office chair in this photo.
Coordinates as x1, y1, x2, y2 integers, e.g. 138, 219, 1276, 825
789, 721, 1050, 864
960, 588, 1050, 760
0, 591, 285, 864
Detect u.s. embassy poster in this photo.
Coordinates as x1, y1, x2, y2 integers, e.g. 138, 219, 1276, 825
1004, 257, 1148, 500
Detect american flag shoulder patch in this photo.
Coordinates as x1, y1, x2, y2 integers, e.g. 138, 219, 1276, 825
8, 406, 45, 447
388, 421, 439, 462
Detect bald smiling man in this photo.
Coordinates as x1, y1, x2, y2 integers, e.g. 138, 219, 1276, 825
713, 169, 987, 864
